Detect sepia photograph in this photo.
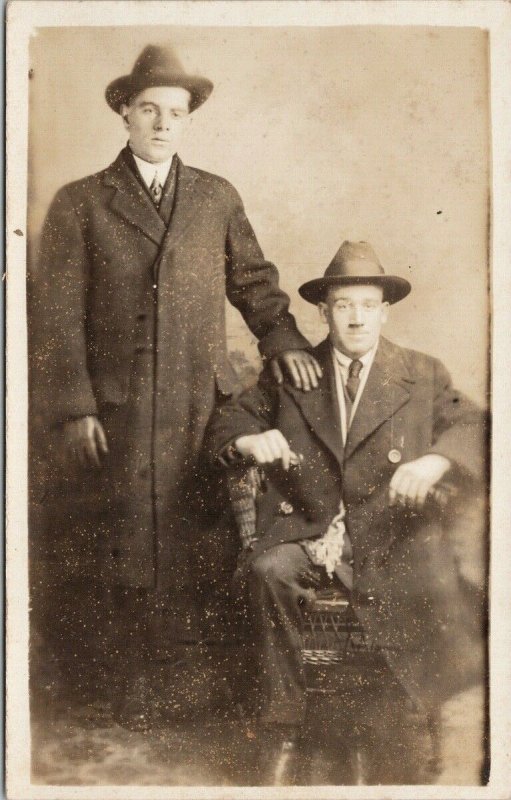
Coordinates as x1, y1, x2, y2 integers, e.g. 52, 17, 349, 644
6, 1, 511, 797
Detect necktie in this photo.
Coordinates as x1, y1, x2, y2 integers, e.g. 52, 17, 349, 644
149, 172, 163, 206
346, 359, 363, 402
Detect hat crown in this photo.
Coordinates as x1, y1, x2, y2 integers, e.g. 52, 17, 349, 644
325, 240, 385, 280
132, 45, 186, 81
105, 43, 213, 114
297, 240, 411, 305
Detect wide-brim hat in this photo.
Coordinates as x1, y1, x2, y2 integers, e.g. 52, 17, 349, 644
299, 240, 411, 305
105, 44, 213, 114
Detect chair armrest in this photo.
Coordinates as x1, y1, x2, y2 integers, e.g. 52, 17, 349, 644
427, 480, 459, 509
226, 465, 264, 550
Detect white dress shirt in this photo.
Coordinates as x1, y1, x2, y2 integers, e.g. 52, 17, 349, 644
132, 152, 175, 191
332, 343, 378, 445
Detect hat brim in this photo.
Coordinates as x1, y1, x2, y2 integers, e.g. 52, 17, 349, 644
105, 73, 214, 114
298, 275, 411, 305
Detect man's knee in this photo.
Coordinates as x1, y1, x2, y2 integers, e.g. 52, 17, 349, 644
249, 548, 286, 588
248, 543, 305, 591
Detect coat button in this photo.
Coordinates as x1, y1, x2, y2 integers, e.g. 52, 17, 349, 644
388, 449, 402, 464
278, 501, 294, 516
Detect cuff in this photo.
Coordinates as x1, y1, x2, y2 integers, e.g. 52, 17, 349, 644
258, 327, 311, 360
217, 439, 248, 468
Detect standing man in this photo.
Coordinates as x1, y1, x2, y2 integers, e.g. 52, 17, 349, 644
33, 44, 320, 720
206, 241, 486, 783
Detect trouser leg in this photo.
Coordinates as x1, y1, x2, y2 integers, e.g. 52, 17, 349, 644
111, 587, 149, 663
111, 585, 195, 666
357, 672, 436, 784
109, 587, 158, 726
247, 543, 332, 728
31, 572, 115, 706
111, 586, 207, 726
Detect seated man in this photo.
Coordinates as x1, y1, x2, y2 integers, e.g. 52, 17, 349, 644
205, 241, 486, 784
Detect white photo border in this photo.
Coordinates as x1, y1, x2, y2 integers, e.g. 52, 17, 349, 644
6, 1, 511, 798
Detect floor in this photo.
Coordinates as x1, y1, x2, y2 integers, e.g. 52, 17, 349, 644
31, 684, 486, 787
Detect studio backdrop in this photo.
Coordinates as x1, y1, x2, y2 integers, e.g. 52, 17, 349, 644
28, 24, 489, 406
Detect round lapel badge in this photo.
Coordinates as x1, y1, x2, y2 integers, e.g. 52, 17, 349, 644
388, 449, 402, 464
279, 501, 294, 516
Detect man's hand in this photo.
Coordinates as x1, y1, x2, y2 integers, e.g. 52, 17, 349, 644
269, 350, 322, 392
389, 454, 451, 509
62, 415, 109, 469
234, 430, 301, 471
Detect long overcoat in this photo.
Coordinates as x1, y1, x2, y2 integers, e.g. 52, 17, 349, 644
33, 148, 310, 597
205, 336, 487, 708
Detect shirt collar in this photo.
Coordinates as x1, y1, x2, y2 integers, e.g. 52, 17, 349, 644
131, 150, 175, 189
332, 340, 379, 370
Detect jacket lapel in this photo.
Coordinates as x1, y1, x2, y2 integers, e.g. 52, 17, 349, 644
104, 149, 166, 246
161, 159, 204, 248
284, 339, 344, 469
104, 151, 210, 252
344, 337, 414, 461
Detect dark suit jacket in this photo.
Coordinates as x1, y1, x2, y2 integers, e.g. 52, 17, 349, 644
205, 336, 488, 708
32, 149, 310, 593
35, 148, 310, 426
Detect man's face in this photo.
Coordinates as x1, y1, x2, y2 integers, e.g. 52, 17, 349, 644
319, 283, 389, 358
121, 86, 191, 164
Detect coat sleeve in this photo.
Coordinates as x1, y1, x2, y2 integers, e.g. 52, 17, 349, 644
224, 188, 311, 359
203, 370, 278, 468
429, 358, 488, 484
34, 186, 98, 427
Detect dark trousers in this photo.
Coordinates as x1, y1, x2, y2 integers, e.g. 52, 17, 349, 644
246, 542, 415, 728
245, 543, 438, 782
247, 543, 335, 727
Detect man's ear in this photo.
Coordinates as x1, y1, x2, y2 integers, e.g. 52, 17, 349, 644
120, 104, 130, 129
318, 301, 329, 325
181, 112, 193, 135
381, 301, 390, 325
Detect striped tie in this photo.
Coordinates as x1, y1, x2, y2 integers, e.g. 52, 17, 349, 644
149, 172, 163, 206
346, 359, 363, 402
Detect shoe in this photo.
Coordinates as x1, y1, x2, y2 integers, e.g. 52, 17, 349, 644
258, 728, 300, 786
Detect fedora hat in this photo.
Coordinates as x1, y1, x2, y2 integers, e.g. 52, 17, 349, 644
105, 45, 214, 114
298, 241, 411, 305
